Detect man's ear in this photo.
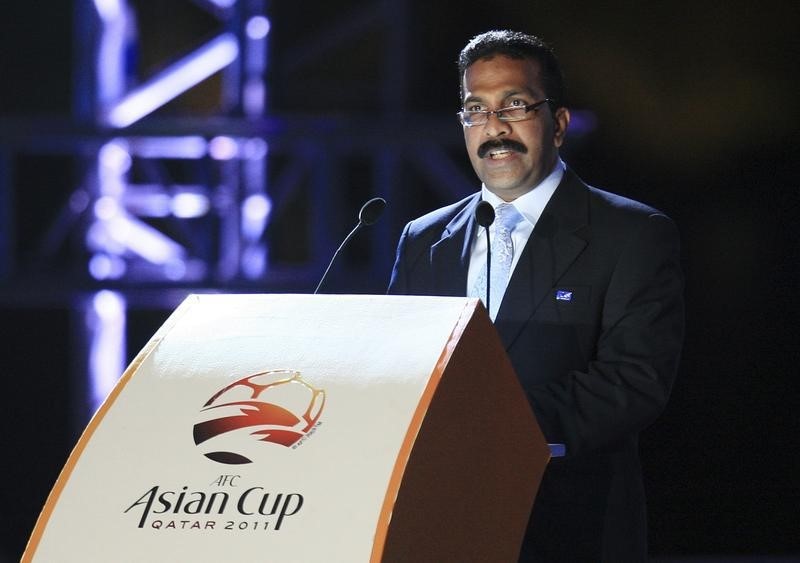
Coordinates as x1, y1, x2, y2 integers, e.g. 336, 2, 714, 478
553, 107, 570, 148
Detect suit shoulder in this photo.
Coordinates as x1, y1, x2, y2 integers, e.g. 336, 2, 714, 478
586, 184, 672, 222
579, 183, 680, 253
405, 193, 477, 236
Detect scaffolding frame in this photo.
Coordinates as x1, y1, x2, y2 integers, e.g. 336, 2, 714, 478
0, 0, 478, 427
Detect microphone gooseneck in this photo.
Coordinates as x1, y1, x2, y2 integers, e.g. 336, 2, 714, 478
314, 197, 388, 294
474, 201, 495, 315
359, 197, 387, 226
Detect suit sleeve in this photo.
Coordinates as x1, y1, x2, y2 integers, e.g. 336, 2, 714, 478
387, 222, 412, 295
528, 213, 685, 457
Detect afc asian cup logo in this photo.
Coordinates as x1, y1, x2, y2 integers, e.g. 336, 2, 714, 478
193, 369, 326, 465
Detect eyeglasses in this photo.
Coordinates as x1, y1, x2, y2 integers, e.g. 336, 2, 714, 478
457, 99, 553, 127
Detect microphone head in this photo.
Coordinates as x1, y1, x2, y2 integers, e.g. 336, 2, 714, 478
475, 200, 495, 227
359, 197, 387, 226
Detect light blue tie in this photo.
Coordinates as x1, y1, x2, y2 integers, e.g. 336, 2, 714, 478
472, 203, 524, 320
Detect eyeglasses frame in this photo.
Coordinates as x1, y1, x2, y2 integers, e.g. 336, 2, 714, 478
457, 98, 554, 127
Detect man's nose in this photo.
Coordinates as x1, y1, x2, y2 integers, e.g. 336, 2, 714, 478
483, 113, 511, 137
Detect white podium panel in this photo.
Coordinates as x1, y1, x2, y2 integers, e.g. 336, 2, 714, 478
24, 294, 549, 563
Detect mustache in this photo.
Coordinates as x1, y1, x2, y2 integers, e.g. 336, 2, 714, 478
477, 139, 527, 159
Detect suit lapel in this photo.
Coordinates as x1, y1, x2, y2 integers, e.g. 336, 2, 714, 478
429, 194, 480, 296
496, 170, 590, 348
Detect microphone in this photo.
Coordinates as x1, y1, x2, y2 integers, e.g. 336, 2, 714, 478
314, 197, 387, 294
474, 201, 495, 315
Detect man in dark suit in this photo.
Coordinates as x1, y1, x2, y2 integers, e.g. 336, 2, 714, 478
388, 30, 684, 561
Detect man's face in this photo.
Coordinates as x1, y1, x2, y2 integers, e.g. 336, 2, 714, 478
461, 55, 570, 201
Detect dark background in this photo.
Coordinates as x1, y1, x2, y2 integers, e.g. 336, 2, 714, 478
2, 1, 798, 561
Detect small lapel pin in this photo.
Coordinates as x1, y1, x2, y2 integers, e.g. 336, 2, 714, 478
555, 290, 573, 302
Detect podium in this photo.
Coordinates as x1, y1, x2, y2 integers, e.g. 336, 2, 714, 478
23, 294, 550, 562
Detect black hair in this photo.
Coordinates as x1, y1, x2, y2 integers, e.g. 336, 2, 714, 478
458, 30, 565, 106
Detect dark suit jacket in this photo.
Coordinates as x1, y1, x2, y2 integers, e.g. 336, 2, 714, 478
388, 169, 684, 562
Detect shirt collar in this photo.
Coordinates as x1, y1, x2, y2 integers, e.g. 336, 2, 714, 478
480, 158, 565, 227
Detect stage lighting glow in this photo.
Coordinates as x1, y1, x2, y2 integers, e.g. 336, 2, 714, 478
93, 0, 123, 22
106, 33, 239, 127
183, 258, 208, 280
206, 0, 237, 9
86, 221, 124, 255
129, 136, 208, 159
209, 136, 238, 160
243, 138, 268, 160
70, 190, 91, 213
88, 290, 126, 412
242, 245, 267, 279
94, 196, 121, 220
243, 194, 271, 222
89, 253, 126, 280
172, 192, 210, 218
565, 110, 598, 135
124, 191, 172, 218
99, 141, 132, 175
164, 258, 187, 281
246, 16, 271, 40
110, 215, 185, 264
244, 80, 265, 115
242, 194, 270, 242
88, 213, 185, 265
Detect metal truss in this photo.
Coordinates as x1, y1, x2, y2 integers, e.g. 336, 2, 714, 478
0, 0, 593, 425
75, 0, 270, 285
0, 0, 472, 426
1, 0, 485, 294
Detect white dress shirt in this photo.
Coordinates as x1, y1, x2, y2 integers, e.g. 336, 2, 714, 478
467, 158, 566, 297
